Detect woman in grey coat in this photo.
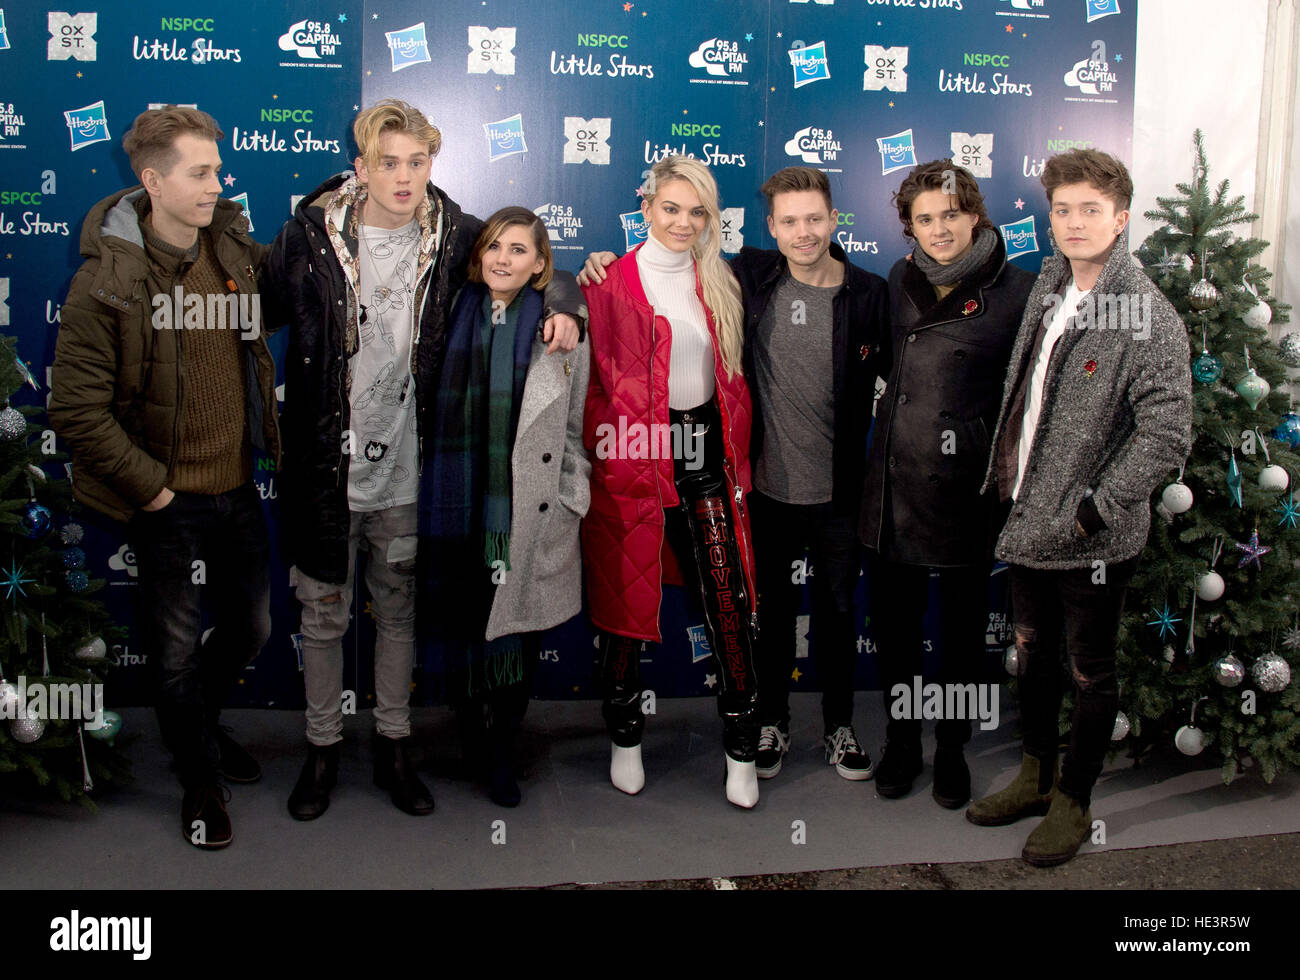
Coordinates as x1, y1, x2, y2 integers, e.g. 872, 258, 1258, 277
419, 206, 591, 807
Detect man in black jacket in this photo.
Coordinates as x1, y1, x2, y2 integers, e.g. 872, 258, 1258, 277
860, 159, 1033, 807
580, 167, 888, 782
261, 100, 582, 821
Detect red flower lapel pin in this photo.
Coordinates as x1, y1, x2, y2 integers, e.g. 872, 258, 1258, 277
859, 344, 872, 360
962, 300, 978, 316
1084, 359, 1098, 376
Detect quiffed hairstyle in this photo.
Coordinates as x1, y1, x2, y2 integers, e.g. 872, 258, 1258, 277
892, 159, 993, 241
353, 99, 441, 167
760, 167, 833, 214
121, 105, 224, 180
468, 206, 554, 291
1041, 148, 1133, 211
640, 156, 744, 379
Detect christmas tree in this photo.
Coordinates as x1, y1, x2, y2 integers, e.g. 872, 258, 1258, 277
0, 337, 130, 807
1120, 130, 1300, 783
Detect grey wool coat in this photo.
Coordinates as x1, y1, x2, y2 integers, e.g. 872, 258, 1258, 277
981, 228, 1193, 569
485, 336, 592, 640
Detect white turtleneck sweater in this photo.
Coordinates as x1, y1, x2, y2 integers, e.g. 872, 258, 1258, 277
636, 231, 716, 409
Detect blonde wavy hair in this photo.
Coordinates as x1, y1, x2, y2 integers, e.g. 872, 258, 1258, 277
641, 156, 744, 378
353, 99, 441, 167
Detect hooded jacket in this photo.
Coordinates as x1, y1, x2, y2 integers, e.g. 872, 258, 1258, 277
981, 228, 1193, 569
49, 189, 280, 522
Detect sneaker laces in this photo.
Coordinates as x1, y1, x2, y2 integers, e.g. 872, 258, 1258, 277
826, 725, 862, 764
758, 725, 788, 753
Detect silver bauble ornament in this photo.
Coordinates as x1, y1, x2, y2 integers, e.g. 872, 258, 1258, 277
1174, 724, 1207, 755
1188, 278, 1219, 310
1196, 570, 1225, 601
74, 636, 107, 660
1279, 333, 1300, 368
10, 716, 45, 743
1211, 654, 1245, 687
1251, 652, 1291, 693
1258, 464, 1289, 493
1003, 645, 1023, 677
0, 406, 26, 440
1161, 482, 1193, 514
60, 522, 85, 546
1242, 298, 1272, 329
1111, 711, 1130, 741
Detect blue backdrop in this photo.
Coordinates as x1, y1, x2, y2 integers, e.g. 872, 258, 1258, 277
0, 0, 1136, 709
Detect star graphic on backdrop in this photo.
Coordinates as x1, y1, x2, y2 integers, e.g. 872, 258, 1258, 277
1014, 198, 1025, 210
1146, 604, 1182, 640
366, 69, 372, 76
704, 674, 717, 689
353, 105, 359, 111
495, 84, 501, 91
757, 120, 763, 126
272, 93, 279, 100
776, 31, 783, 38
293, 173, 299, 179
745, 33, 753, 41
888, 101, 895, 108
791, 667, 802, 682
90, 168, 96, 175
682, 108, 688, 115
641, 10, 646, 14
372, 12, 378, 19
1, 560, 33, 601
623, 1, 632, 9
1115, 52, 1123, 61
1005, 24, 1014, 32
1277, 492, 1300, 529
338, 12, 346, 22
76, 71, 83, 78
223, 173, 235, 187
1236, 530, 1271, 569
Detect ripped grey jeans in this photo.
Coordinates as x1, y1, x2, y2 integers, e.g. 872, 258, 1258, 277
294, 503, 418, 746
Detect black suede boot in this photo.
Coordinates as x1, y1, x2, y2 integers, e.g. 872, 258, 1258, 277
287, 742, 339, 821
373, 734, 435, 815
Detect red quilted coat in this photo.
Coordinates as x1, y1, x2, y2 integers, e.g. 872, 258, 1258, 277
581, 245, 758, 642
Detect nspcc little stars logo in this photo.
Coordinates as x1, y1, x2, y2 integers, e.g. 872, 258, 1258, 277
467, 26, 515, 74
875, 128, 916, 175
789, 41, 829, 88
386, 22, 429, 72
1000, 215, 1038, 259
63, 100, 109, 151
483, 113, 526, 161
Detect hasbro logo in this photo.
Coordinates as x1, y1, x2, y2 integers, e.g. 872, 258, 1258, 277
0, 10, 9, 50
386, 22, 430, 72
1000, 215, 1038, 259
620, 210, 648, 251
686, 623, 712, 663
63, 100, 110, 152
788, 40, 830, 88
875, 128, 916, 175
1086, 0, 1120, 22
482, 112, 527, 161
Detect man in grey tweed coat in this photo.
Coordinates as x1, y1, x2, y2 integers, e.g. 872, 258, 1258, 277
966, 149, 1193, 866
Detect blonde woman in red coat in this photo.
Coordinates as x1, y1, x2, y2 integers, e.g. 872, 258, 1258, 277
580, 156, 761, 808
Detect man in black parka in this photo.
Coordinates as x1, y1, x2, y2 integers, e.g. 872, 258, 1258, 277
860, 160, 1034, 807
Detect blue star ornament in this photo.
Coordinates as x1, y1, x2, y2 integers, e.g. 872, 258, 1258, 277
0, 559, 33, 600
1235, 530, 1271, 570
1147, 604, 1182, 640
1277, 492, 1300, 529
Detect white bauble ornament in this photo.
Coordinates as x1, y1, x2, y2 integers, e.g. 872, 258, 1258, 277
1258, 465, 1289, 493
1242, 298, 1273, 329
1174, 724, 1207, 755
1111, 711, 1130, 741
1161, 482, 1193, 514
1003, 645, 1023, 677
74, 636, 108, 660
1195, 570, 1225, 602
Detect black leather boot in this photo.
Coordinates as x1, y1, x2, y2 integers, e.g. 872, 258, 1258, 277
721, 692, 760, 763
599, 634, 644, 747
287, 742, 339, 821
373, 735, 435, 815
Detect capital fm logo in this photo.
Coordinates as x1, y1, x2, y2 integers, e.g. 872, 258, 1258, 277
950, 132, 993, 178
277, 19, 342, 66
0, 101, 25, 148
620, 210, 648, 251
689, 37, 748, 83
483, 113, 527, 161
386, 22, 430, 72
720, 207, 743, 255
534, 203, 584, 250
784, 126, 843, 168
1064, 41, 1118, 100
1086, 0, 1120, 22
63, 100, 109, 151
863, 45, 907, 92
467, 25, 516, 74
1000, 215, 1038, 259
563, 116, 610, 165
875, 128, 916, 175
788, 40, 829, 88
48, 11, 97, 61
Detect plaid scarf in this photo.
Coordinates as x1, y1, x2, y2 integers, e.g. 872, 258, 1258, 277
421, 282, 539, 697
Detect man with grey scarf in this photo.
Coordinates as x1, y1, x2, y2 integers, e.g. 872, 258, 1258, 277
861, 160, 1034, 808
966, 149, 1192, 866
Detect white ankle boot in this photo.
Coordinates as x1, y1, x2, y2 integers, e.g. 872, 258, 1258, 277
610, 742, 645, 795
725, 754, 759, 808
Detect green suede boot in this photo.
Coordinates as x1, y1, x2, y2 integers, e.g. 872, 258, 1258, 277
1022, 789, 1092, 867
965, 752, 1056, 827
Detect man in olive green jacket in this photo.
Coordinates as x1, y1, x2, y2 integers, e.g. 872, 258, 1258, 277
49, 106, 280, 850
